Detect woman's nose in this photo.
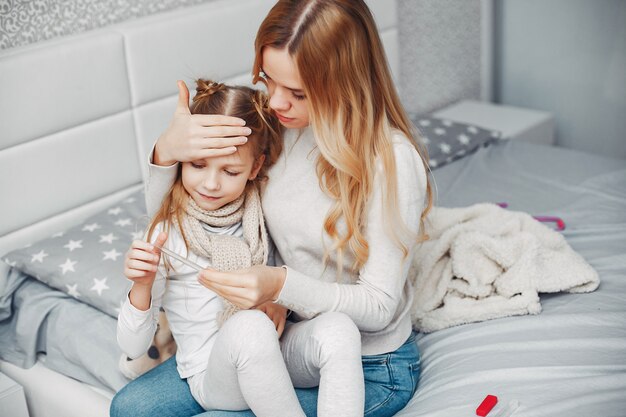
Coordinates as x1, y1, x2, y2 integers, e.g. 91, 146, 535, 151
269, 88, 290, 112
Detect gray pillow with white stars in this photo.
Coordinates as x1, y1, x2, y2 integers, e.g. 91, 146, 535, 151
409, 114, 503, 169
2, 190, 149, 318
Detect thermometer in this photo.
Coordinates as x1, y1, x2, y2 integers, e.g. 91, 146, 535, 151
153, 244, 207, 272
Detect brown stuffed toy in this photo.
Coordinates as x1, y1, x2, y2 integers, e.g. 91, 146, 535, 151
118, 309, 177, 379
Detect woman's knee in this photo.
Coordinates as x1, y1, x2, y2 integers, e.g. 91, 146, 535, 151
110, 383, 150, 417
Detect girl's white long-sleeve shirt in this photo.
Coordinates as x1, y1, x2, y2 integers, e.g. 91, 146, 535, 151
145, 127, 427, 355
117, 222, 241, 378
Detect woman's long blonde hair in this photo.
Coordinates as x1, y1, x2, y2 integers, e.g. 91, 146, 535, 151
146, 79, 283, 251
253, 0, 433, 273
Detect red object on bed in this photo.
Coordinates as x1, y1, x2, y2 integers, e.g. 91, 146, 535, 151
476, 394, 498, 416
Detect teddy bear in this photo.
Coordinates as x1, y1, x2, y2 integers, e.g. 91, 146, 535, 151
118, 308, 177, 379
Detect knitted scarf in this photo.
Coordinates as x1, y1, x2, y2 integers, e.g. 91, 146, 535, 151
181, 186, 268, 326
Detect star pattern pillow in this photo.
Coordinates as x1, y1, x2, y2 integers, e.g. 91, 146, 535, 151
2, 189, 149, 318
409, 114, 502, 169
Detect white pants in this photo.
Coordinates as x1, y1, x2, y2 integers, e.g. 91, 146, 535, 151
188, 310, 364, 417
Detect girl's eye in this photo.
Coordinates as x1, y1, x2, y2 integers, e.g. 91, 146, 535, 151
293, 93, 306, 101
191, 162, 204, 169
225, 170, 241, 177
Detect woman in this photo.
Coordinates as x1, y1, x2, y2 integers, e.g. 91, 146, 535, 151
111, 1, 432, 416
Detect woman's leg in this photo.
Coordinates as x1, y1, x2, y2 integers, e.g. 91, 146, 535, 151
362, 331, 421, 417
279, 312, 364, 417
195, 310, 306, 417
110, 355, 205, 417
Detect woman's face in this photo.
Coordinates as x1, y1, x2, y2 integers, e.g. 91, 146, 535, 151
262, 47, 310, 129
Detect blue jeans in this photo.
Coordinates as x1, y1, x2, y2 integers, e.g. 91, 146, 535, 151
110, 331, 420, 417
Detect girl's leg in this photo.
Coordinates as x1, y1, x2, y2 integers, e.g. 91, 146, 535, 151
198, 330, 420, 417
110, 355, 204, 417
194, 310, 306, 417
196, 389, 318, 417
279, 312, 364, 417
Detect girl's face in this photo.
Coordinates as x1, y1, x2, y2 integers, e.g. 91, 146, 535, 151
262, 47, 310, 129
182, 146, 264, 211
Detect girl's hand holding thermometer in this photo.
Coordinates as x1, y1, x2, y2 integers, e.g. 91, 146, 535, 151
124, 232, 168, 311
125, 232, 210, 278
124, 232, 169, 287
124, 232, 210, 311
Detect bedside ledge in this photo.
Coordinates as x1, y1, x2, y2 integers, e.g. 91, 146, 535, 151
433, 100, 556, 146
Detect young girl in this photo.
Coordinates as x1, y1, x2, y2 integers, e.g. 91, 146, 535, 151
117, 79, 364, 417
112, 1, 432, 417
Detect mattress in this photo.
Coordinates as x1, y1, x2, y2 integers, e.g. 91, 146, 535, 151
400, 139, 626, 416
1, 139, 625, 416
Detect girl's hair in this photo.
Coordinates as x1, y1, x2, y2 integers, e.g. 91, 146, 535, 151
146, 79, 283, 252
252, 0, 433, 274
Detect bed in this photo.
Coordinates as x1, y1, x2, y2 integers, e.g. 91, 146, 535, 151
1, 1, 625, 417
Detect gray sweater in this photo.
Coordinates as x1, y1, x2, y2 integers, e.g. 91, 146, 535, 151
146, 127, 427, 355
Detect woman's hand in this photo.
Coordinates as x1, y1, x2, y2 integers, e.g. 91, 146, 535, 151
198, 265, 287, 310
153, 81, 253, 166
124, 232, 168, 311
256, 301, 288, 337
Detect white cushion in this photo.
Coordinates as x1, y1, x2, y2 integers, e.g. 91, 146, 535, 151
0, 112, 140, 237
117, 0, 276, 107
0, 32, 130, 150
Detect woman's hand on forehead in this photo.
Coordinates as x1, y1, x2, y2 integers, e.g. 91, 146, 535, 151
153, 81, 252, 166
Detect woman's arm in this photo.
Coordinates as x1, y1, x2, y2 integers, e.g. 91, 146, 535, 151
198, 140, 428, 331
145, 148, 179, 218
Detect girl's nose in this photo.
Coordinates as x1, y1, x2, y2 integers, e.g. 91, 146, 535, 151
203, 173, 220, 191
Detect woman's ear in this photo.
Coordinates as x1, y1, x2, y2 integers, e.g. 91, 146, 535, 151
248, 154, 266, 180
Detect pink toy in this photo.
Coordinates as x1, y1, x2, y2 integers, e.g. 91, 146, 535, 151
533, 215, 565, 231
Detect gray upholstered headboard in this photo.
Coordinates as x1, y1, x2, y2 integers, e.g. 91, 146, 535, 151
0, 0, 400, 257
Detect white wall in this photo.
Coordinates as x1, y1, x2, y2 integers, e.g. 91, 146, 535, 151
495, 0, 626, 159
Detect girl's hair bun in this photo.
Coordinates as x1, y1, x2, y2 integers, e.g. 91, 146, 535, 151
194, 79, 225, 103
